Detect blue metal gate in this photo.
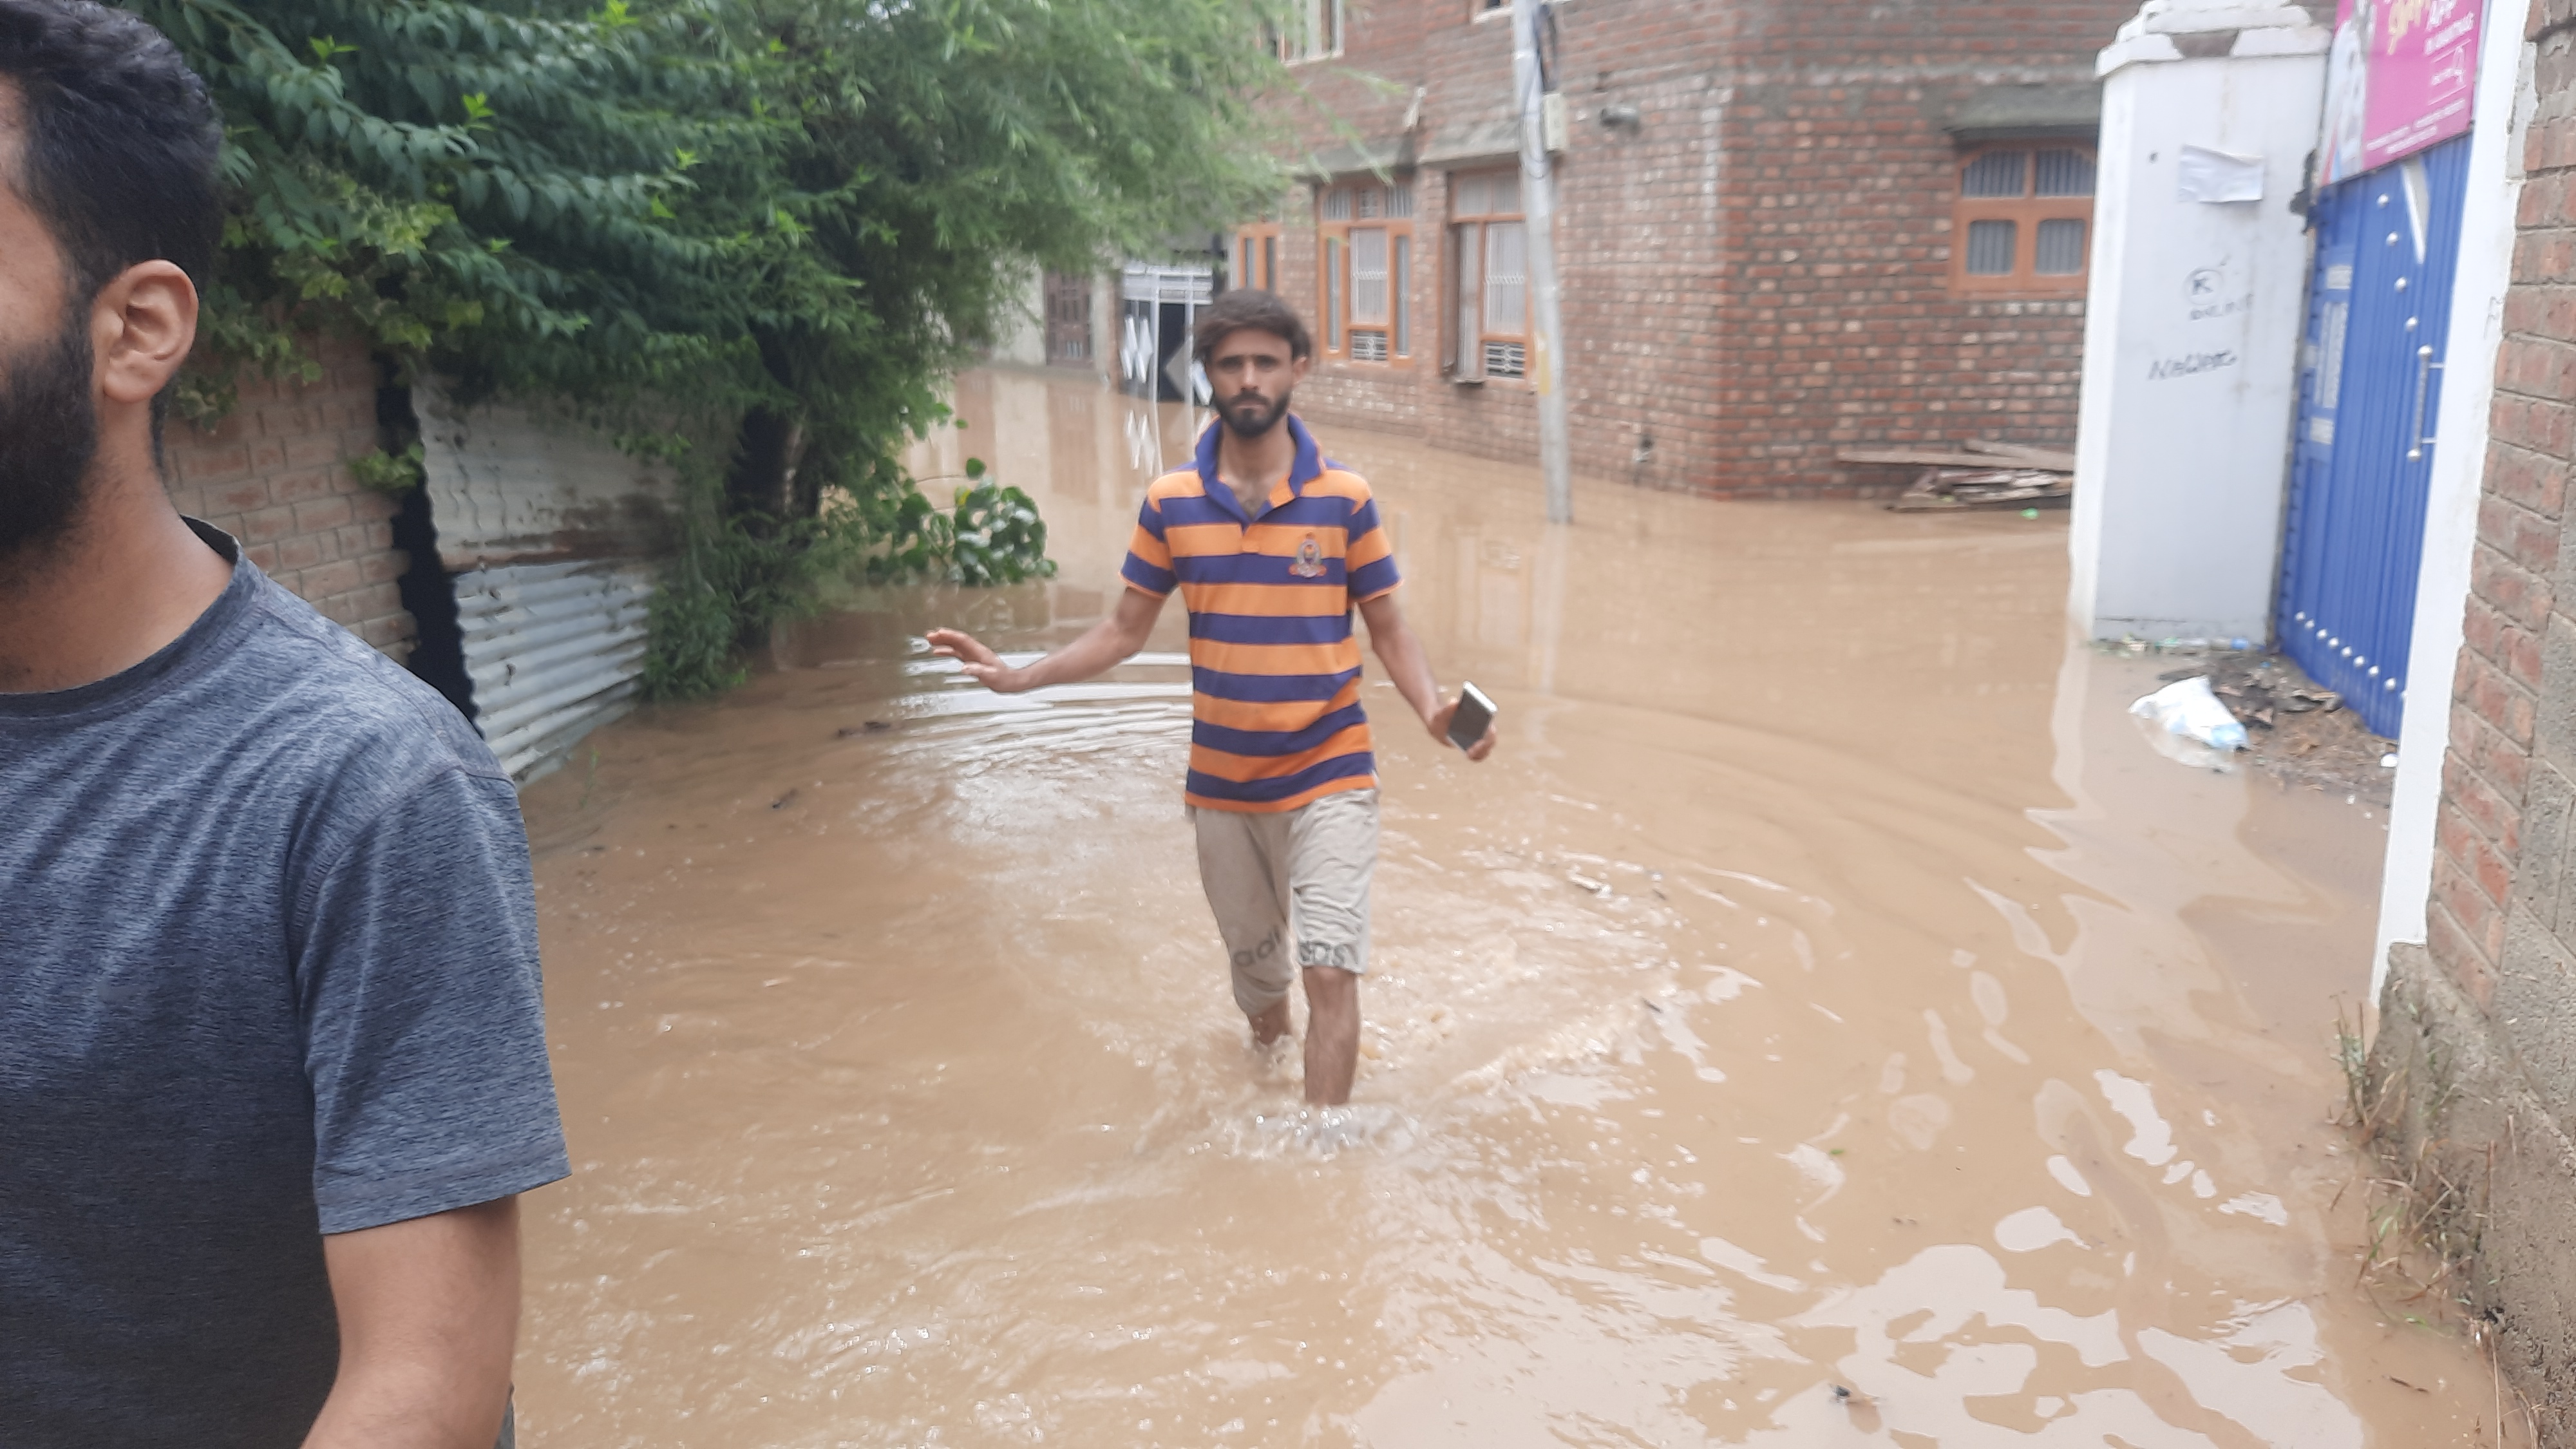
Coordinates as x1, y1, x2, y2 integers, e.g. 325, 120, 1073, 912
2277, 134, 2472, 738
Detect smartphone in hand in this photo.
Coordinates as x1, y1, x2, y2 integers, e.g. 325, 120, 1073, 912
1446, 682, 1497, 752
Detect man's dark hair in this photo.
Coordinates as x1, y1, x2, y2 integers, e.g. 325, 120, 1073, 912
1192, 288, 1313, 365
0, 1, 223, 302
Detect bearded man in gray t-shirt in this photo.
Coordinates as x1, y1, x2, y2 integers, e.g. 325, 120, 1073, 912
0, 6, 569, 1448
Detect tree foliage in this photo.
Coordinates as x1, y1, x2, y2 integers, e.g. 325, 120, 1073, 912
137, 0, 1285, 691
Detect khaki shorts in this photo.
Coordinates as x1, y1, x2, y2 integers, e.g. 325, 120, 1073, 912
1189, 788, 1379, 1015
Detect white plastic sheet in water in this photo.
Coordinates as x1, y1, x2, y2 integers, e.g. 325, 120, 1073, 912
2130, 674, 2249, 769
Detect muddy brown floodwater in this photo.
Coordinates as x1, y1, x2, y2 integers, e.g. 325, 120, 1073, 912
515, 368, 2523, 1447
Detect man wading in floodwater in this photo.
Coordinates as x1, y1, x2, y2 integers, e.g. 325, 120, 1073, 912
931, 290, 1495, 1105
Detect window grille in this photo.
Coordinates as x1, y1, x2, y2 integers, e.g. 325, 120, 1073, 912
1350, 330, 1390, 363
1965, 220, 2017, 276
2034, 149, 2096, 197
1484, 341, 1526, 377
2034, 218, 2087, 275
1962, 151, 2028, 198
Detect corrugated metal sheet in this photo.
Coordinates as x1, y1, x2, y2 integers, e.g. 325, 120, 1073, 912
419, 386, 677, 781
2277, 136, 2472, 738
450, 562, 656, 779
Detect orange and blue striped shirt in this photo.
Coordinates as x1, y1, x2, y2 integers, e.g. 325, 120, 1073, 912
1122, 416, 1401, 813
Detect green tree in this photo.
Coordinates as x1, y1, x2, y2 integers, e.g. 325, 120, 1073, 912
137, 0, 1285, 692
725, 0, 1287, 522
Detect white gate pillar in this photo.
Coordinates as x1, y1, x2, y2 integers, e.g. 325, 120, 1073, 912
2069, 1, 2331, 641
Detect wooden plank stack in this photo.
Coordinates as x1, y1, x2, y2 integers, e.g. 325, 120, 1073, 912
1835, 439, 2075, 512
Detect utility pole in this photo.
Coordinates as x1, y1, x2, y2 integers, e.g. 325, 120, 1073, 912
1511, 0, 1573, 524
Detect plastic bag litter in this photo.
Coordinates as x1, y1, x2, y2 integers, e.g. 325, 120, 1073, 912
2130, 676, 2248, 752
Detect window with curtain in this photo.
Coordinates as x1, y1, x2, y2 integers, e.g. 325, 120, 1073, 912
1316, 179, 1416, 366
1271, 0, 1344, 62
1445, 170, 1525, 380
1951, 144, 2096, 296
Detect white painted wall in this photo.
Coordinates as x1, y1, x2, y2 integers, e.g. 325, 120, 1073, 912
2070, 3, 2329, 641
2374, 0, 2538, 996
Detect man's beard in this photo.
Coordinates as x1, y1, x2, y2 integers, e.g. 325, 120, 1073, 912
0, 307, 99, 565
1220, 385, 1293, 439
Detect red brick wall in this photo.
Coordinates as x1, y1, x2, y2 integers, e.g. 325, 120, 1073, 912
162, 333, 418, 659
2423, 0, 2576, 1010
1256, 0, 2132, 495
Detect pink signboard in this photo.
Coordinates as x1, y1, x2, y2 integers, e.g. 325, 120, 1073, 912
2319, 0, 2483, 186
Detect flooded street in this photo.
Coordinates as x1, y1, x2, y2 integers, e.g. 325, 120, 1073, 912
513, 368, 2512, 1446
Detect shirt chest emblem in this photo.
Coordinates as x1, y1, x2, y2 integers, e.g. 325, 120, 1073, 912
1289, 534, 1327, 579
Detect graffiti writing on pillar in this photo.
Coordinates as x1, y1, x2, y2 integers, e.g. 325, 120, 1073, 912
2147, 350, 2239, 381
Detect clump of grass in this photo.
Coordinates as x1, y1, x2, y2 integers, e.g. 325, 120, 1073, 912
2333, 1000, 2484, 1324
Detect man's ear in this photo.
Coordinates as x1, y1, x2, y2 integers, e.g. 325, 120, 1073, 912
1291, 352, 1314, 386
91, 260, 199, 408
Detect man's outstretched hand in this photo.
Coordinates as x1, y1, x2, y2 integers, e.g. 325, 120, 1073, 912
925, 592, 1166, 699
1426, 696, 1498, 762
925, 628, 1027, 692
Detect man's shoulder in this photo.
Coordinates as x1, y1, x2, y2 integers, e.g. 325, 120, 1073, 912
1145, 468, 1209, 504
1305, 464, 1375, 507
229, 572, 509, 794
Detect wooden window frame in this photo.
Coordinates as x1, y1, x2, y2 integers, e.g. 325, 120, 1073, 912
1317, 179, 1417, 370
1042, 270, 1092, 368
1273, 0, 1345, 63
1443, 169, 1527, 383
1234, 220, 1282, 293
1949, 142, 2095, 298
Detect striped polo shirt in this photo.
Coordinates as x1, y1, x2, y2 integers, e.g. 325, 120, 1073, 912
1121, 416, 1401, 813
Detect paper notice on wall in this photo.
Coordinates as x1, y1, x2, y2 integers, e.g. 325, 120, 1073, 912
2175, 146, 2265, 204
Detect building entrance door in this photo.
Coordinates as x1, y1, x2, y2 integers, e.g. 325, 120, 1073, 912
2277, 133, 2472, 737
1119, 263, 1215, 404
1043, 272, 1092, 368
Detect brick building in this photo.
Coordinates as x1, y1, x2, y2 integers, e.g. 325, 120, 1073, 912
2364, 0, 2576, 1430
1238, 0, 2137, 494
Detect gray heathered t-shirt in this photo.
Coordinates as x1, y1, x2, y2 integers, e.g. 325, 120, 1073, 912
0, 522, 570, 1448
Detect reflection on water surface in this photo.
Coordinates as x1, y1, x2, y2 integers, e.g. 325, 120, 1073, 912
515, 369, 2513, 1446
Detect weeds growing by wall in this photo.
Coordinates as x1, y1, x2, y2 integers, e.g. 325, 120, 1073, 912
641, 457, 1056, 700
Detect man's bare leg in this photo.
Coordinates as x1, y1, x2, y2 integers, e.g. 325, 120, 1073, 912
1248, 996, 1291, 1046
1301, 967, 1359, 1105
